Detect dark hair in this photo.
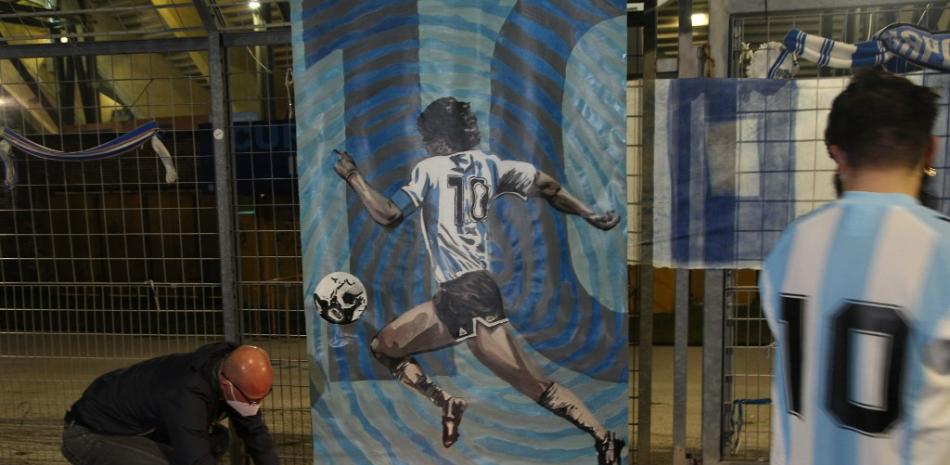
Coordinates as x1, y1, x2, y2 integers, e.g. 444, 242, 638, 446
825, 69, 939, 169
417, 97, 480, 153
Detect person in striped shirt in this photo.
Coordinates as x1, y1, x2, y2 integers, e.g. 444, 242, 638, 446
761, 69, 950, 465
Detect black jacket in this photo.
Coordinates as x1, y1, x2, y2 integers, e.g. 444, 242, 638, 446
68, 342, 279, 465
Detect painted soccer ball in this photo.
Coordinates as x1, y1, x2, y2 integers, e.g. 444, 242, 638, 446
313, 272, 367, 325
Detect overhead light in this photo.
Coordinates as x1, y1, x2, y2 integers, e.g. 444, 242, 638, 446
691, 13, 709, 27
59, 35, 69, 43
249, 0, 261, 9
626, 2, 644, 11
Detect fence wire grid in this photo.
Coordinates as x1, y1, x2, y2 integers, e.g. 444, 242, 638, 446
0, 41, 643, 465
0, 45, 309, 465
717, 3, 950, 464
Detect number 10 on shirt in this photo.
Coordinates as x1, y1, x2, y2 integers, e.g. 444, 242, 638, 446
779, 295, 909, 435
447, 175, 490, 227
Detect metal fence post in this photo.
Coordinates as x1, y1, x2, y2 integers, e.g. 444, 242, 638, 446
673, 1, 695, 462
637, 269, 653, 465
209, 29, 245, 465
637, 3, 657, 463
703, 270, 725, 464
673, 269, 690, 465
208, 32, 241, 345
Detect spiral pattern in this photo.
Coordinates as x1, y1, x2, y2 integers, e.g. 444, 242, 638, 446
293, 1, 627, 463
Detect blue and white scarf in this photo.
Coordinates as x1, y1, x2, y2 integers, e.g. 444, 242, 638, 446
767, 23, 950, 78
768, 28, 894, 78
877, 23, 950, 72
0, 121, 177, 190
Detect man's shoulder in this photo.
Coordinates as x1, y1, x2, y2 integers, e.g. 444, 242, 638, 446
413, 150, 503, 174
921, 209, 950, 267
791, 200, 842, 229
763, 202, 841, 271
190, 342, 236, 364
910, 206, 950, 239
413, 155, 454, 175
885, 205, 950, 264
773, 201, 840, 241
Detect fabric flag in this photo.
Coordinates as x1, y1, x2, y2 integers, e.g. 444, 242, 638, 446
291, 1, 628, 465
652, 74, 950, 269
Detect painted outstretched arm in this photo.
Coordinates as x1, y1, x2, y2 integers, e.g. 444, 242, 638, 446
534, 171, 620, 231
333, 150, 404, 227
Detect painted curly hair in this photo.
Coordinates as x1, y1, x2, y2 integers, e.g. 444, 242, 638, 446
417, 97, 480, 153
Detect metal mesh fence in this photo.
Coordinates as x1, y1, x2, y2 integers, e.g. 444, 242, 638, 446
721, 269, 772, 461
0, 45, 312, 465
0, 51, 223, 464
0, 31, 638, 465
720, 3, 950, 462
227, 44, 310, 465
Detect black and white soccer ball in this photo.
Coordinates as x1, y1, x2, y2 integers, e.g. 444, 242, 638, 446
313, 272, 367, 325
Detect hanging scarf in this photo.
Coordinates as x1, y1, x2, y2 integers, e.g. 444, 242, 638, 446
767, 28, 894, 79
0, 121, 177, 190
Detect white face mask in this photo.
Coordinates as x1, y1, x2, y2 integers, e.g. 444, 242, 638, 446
225, 383, 262, 417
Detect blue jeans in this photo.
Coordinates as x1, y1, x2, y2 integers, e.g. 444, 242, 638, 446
61, 420, 229, 465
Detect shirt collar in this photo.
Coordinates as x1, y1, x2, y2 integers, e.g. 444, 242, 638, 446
841, 191, 919, 206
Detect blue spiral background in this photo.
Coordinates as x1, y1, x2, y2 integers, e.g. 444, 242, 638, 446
292, 1, 627, 463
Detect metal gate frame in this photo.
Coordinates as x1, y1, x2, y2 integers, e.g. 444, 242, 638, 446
0, 21, 300, 465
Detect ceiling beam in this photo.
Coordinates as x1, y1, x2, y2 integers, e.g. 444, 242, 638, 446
0, 37, 209, 59
0, 14, 58, 133
0, 30, 291, 59
94, 74, 135, 117
277, 2, 290, 23
0, 77, 60, 133
191, 0, 218, 32
149, 0, 210, 78
222, 28, 290, 47
0, 1, 49, 16
8, 55, 60, 125
0, 4, 51, 29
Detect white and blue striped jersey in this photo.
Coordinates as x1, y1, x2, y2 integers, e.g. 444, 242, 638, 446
760, 191, 950, 465
397, 149, 537, 283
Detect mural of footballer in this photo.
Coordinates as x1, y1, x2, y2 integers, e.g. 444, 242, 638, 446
333, 97, 624, 465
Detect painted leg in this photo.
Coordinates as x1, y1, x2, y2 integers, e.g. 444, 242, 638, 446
468, 324, 625, 465
370, 300, 467, 447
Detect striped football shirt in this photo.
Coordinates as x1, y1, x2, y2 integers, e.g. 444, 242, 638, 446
761, 191, 950, 465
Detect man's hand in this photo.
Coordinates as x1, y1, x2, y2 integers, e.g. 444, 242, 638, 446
333, 149, 359, 181
584, 211, 620, 231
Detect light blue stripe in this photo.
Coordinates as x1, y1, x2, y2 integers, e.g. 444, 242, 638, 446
811, 204, 882, 465
419, 13, 504, 44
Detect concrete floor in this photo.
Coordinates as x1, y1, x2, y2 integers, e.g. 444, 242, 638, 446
0, 334, 312, 465
1, 336, 774, 465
